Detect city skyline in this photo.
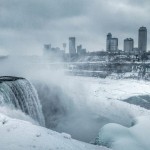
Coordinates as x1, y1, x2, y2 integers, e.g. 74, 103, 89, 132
45, 26, 148, 55
0, 0, 150, 55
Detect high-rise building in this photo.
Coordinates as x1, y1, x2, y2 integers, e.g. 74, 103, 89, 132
110, 38, 118, 51
138, 26, 147, 53
77, 45, 82, 54
124, 38, 134, 53
69, 37, 76, 54
106, 33, 118, 52
106, 33, 112, 51
77, 45, 86, 55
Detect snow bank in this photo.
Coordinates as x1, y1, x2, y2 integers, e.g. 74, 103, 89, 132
97, 116, 150, 150
0, 106, 37, 124
0, 112, 109, 150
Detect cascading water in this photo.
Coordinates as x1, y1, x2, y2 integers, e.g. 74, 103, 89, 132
0, 76, 45, 126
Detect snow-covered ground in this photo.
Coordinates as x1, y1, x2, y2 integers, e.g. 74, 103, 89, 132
1, 75, 150, 150
0, 112, 109, 150
73, 76, 150, 101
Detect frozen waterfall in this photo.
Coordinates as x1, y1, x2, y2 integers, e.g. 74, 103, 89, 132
0, 76, 45, 126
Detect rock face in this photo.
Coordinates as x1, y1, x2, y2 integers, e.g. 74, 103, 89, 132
0, 76, 45, 126
0, 76, 24, 82
124, 95, 150, 110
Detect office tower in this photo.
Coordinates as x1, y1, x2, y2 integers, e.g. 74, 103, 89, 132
138, 26, 147, 53
69, 37, 76, 54
110, 38, 118, 51
77, 45, 86, 55
124, 38, 134, 53
106, 33, 112, 51
106, 33, 118, 52
77, 45, 82, 54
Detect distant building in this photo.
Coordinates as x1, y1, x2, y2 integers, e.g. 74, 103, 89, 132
63, 43, 67, 51
43, 44, 64, 57
106, 33, 112, 51
138, 26, 147, 53
110, 38, 118, 51
124, 38, 134, 53
77, 45, 82, 54
43, 44, 51, 55
106, 33, 118, 52
133, 47, 139, 55
77, 45, 86, 55
80, 49, 86, 55
69, 37, 76, 55
44, 44, 51, 51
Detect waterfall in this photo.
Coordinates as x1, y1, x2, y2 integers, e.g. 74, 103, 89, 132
0, 76, 45, 126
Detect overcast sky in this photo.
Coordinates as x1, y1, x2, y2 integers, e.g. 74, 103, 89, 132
0, 0, 150, 55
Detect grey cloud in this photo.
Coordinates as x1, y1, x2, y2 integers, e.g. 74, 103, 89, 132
0, 0, 88, 30
0, 0, 149, 54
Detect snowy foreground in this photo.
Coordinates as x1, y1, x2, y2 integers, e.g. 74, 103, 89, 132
0, 113, 108, 150
1, 76, 150, 150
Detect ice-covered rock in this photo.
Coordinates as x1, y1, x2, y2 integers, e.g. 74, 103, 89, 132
61, 132, 72, 139
97, 116, 150, 150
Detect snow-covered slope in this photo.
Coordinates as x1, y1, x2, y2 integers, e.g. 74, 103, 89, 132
0, 112, 109, 150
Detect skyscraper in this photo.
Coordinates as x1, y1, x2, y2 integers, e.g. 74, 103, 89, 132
106, 33, 112, 51
77, 45, 82, 54
124, 38, 134, 53
69, 37, 76, 55
138, 27, 147, 53
106, 33, 118, 52
77, 45, 86, 55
